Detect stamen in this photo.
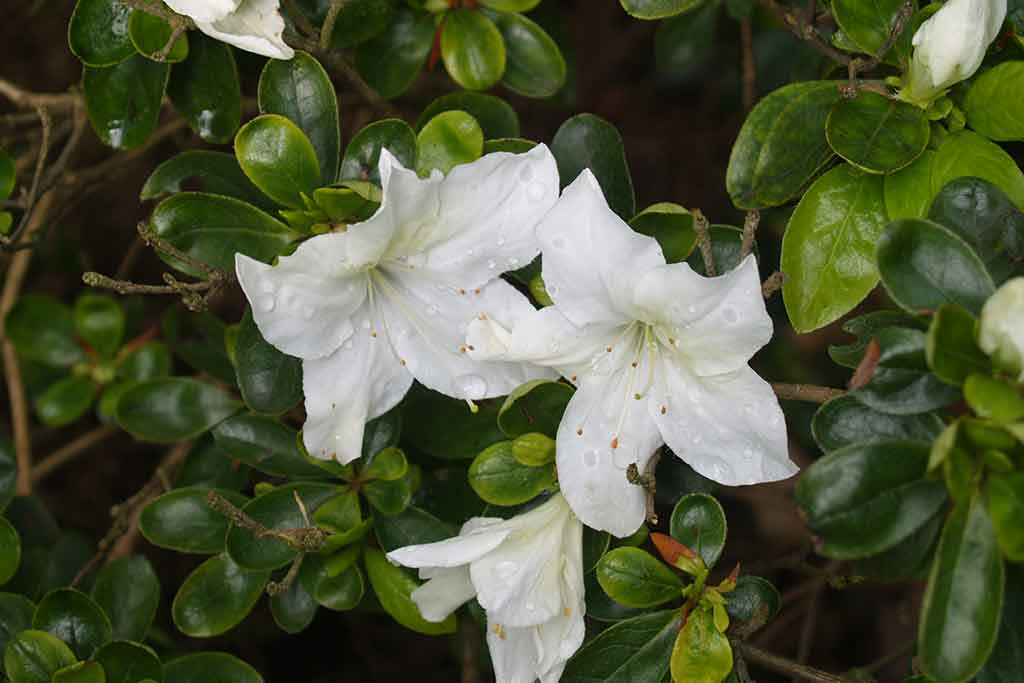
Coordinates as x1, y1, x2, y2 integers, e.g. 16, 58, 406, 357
466, 399, 479, 414
611, 437, 619, 449
661, 405, 667, 414
399, 359, 406, 366
576, 428, 583, 436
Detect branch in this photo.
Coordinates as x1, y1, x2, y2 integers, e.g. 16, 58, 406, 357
0, 78, 79, 110
320, 0, 348, 50
755, 0, 852, 66
291, 36, 402, 119
692, 209, 716, 277
733, 642, 843, 683
31, 425, 119, 485
771, 383, 845, 403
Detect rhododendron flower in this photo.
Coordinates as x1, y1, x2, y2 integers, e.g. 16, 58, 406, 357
163, 0, 295, 60
389, 494, 584, 683
979, 277, 1024, 380
236, 146, 559, 463
468, 170, 797, 537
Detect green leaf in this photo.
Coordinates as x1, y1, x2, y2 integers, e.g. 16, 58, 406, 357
417, 91, 520, 139
487, 11, 566, 99
0, 149, 14, 201
90, 556, 159, 642
780, 164, 888, 332
5, 294, 86, 368
853, 507, 944, 582
620, 0, 703, 19
269, 570, 318, 633
115, 378, 241, 442
511, 432, 556, 467
212, 414, 326, 478
561, 610, 680, 682
497, 379, 573, 439
118, 342, 171, 382
84, 56, 169, 150
977, 563, 1024, 683
52, 661, 106, 683
926, 304, 990, 385
831, 0, 909, 56
259, 52, 340, 186
441, 9, 505, 91
128, 10, 188, 62
964, 374, 1024, 423
965, 61, 1024, 142
931, 131, 1024, 209
235, 114, 322, 209
877, 218, 995, 316
812, 394, 942, 451
35, 376, 97, 428
176, 438, 249, 491
68, 0, 134, 67
234, 308, 302, 415
301, 555, 365, 611
323, 0, 396, 48
140, 151, 273, 210
415, 110, 484, 177
3, 630, 77, 683
795, 440, 948, 559
669, 493, 727, 569
479, 0, 540, 10
854, 327, 961, 415
552, 114, 635, 219
654, 3, 717, 85
826, 91, 929, 173
149, 192, 297, 277
596, 548, 684, 609
919, 494, 1005, 683
0, 518, 19, 586
172, 553, 270, 638
355, 6, 434, 99
165, 652, 262, 683
727, 81, 841, 210
363, 447, 408, 481
364, 547, 456, 635
225, 483, 339, 571
987, 472, 1024, 562
885, 150, 937, 220
0, 593, 36, 678
724, 575, 780, 635
401, 384, 505, 460
312, 490, 364, 542
92, 641, 161, 683
630, 203, 696, 264
374, 505, 455, 553
827, 310, 922, 368
32, 589, 111, 660
362, 469, 415, 517
468, 441, 555, 506
338, 118, 417, 184
140, 487, 248, 554
0, 437, 15, 514
167, 34, 240, 144
74, 294, 124, 359
671, 604, 732, 683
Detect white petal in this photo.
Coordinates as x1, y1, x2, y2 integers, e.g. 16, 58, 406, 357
390, 145, 558, 288
372, 268, 556, 400
409, 566, 477, 622
555, 342, 663, 537
534, 605, 585, 681
487, 624, 542, 683
301, 307, 413, 463
537, 170, 665, 327
388, 526, 512, 569
196, 0, 294, 59
163, 0, 240, 23
235, 235, 367, 360
633, 255, 773, 376
650, 358, 797, 486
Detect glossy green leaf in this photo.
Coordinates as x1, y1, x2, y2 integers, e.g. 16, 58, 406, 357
338, 118, 417, 184
480, 0, 540, 10
0, 593, 36, 678
401, 384, 505, 460
781, 164, 888, 332
854, 327, 961, 415
441, 9, 505, 91
885, 149, 937, 219
115, 378, 240, 442
965, 61, 1024, 142
234, 308, 301, 415
926, 303, 990, 385
552, 114, 635, 219
727, 81, 840, 210
417, 91, 520, 139
270, 570, 318, 633
853, 507, 944, 582
83, 56, 169, 150
374, 505, 455, 553
90, 556, 159, 642
164, 652, 263, 683
140, 151, 272, 209
620, 0, 703, 19
931, 131, 1024, 209
172, 553, 270, 638
32, 588, 111, 660
93, 641, 161, 683
831, 0, 909, 56
669, 493, 727, 569
35, 376, 97, 428
511, 433, 556, 467
877, 218, 995, 316
235, 114, 322, 209
812, 394, 942, 451
671, 604, 732, 683
68, 0, 134, 67
561, 610, 680, 682
488, 11, 566, 99
259, 52, 340, 186
796, 440, 948, 559
468, 441, 555, 506
0, 518, 19, 586
213, 414, 325, 478
3, 630, 77, 683
596, 548, 684, 609
827, 310, 921, 368
363, 447, 408, 482
167, 35, 239, 144
977, 563, 1024, 683
630, 203, 696, 264
128, 10, 188, 62
355, 7, 434, 99
52, 661, 106, 683
826, 91, 928, 173
987, 472, 1024, 562
497, 379, 573, 438
964, 374, 1024, 423
5, 294, 86, 368
74, 294, 124, 359
301, 555, 364, 611
362, 468, 415, 517
919, 494, 1005, 683
323, 0, 395, 48
654, 3, 717, 85
724, 575, 780, 635
140, 487, 247, 554
364, 547, 455, 635
415, 110, 484, 177
176, 437, 249, 491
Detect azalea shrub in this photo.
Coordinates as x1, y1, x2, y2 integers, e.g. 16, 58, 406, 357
2, 0, 1024, 682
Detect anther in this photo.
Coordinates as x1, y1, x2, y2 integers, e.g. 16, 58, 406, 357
611, 437, 619, 449
576, 428, 583, 436
660, 405, 667, 414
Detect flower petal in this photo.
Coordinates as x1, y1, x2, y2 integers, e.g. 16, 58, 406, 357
555, 347, 663, 537
235, 234, 367, 360
650, 359, 797, 486
373, 268, 556, 400
301, 307, 413, 463
537, 170, 664, 327
388, 526, 512, 570
487, 623, 542, 683
410, 566, 477, 622
163, 0, 240, 24
195, 0, 294, 59
633, 254, 773, 376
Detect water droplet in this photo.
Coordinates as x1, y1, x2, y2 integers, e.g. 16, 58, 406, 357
583, 450, 598, 467
302, 305, 315, 320
454, 374, 488, 398
691, 433, 703, 445
551, 235, 568, 250
507, 257, 520, 267
722, 307, 738, 323
520, 165, 535, 183
497, 235, 507, 246
487, 259, 497, 270
343, 339, 354, 350
425, 304, 439, 317
261, 281, 276, 294
687, 304, 697, 314
528, 183, 546, 201
260, 296, 275, 312
494, 561, 518, 583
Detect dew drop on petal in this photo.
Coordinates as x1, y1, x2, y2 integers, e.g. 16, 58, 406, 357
528, 182, 546, 201
497, 235, 507, 247
722, 307, 738, 323
260, 296, 276, 312
302, 305, 315, 320
583, 450, 598, 467
507, 257, 520, 267
487, 259, 497, 270
525, 601, 536, 612
494, 561, 518, 583
454, 374, 488, 398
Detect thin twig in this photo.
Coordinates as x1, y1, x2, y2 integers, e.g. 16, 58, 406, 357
762, 271, 784, 300
734, 642, 843, 683
0, 78, 79, 110
692, 209, 716, 277
755, 0, 852, 66
31, 425, 118, 485
740, 18, 757, 111
771, 383, 845, 403
2, 106, 52, 247
320, 0, 348, 50
207, 490, 329, 552
847, 0, 914, 84
740, 210, 759, 258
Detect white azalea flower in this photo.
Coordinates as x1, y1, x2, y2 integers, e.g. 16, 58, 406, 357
163, 0, 295, 60
979, 277, 1024, 381
388, 494, 585, 683
467, 171, 797, 537
236, 146, 560, 464
900, 0, 1006, 106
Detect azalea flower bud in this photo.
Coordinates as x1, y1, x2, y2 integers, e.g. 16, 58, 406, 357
163, 0, 295, 60
900, 0, 1006, 106
979, 277, 1024, 381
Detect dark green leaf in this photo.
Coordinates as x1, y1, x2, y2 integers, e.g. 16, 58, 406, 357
931, 131, 1024, 209
234, 308, 302, 415
488, 11, 566, 99
51, 661, 105, 683
654, 3, 717, 85
175, 437, 249, 491
172, 553, 270, 638
561, 610, 679, 682
374, 505, 455, 553
93, 640, 161, 683
69, 0, 134, 67
140, 487, 248, 554
165, 652, 263, 683
338, 118, 417, 184
140, 151, 273, 210
854, 328, 961, 415
212, 414, 327, 478
596, 548, 684, 609
0, 436, 15, 513
401, 384, 505, 460
115, 378, 241, 442
827, 310, 921, 368
90, 556, 159, 642
468, 441, 556, 506
630, 203, 696, 264
987, 471, 1024, 562
885, 149, 937, 220
2, 630, 77, 683
364, 547, 456, 635
977, 563, 1024, 683
270, 570, 318, 633
83, 56, 169, 150
0, 518, 19, 586
497, 379, 572, 438
32, 588, 111, 660
0, 593, 36, 678
355, 7, 434, 99
324, 0, 395, 48
826, 91, 929, 173
724, 575, 780, 635
5, 294, 86, 368
74, 294, 124, 359
552, 113, 635, 219
167, 34, 240, 144
128, 9, 188, 62
417, 91, 520, 139
363, 468, 415, 517
831, 0, 910, 56
301, 555, 364, 611
812, 394, 943, 451
235, 114, 322, 209
36, 376, 98, 428
964, 374, 1024, 423
668, 493, 727, 569
853, 507, 944, 582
